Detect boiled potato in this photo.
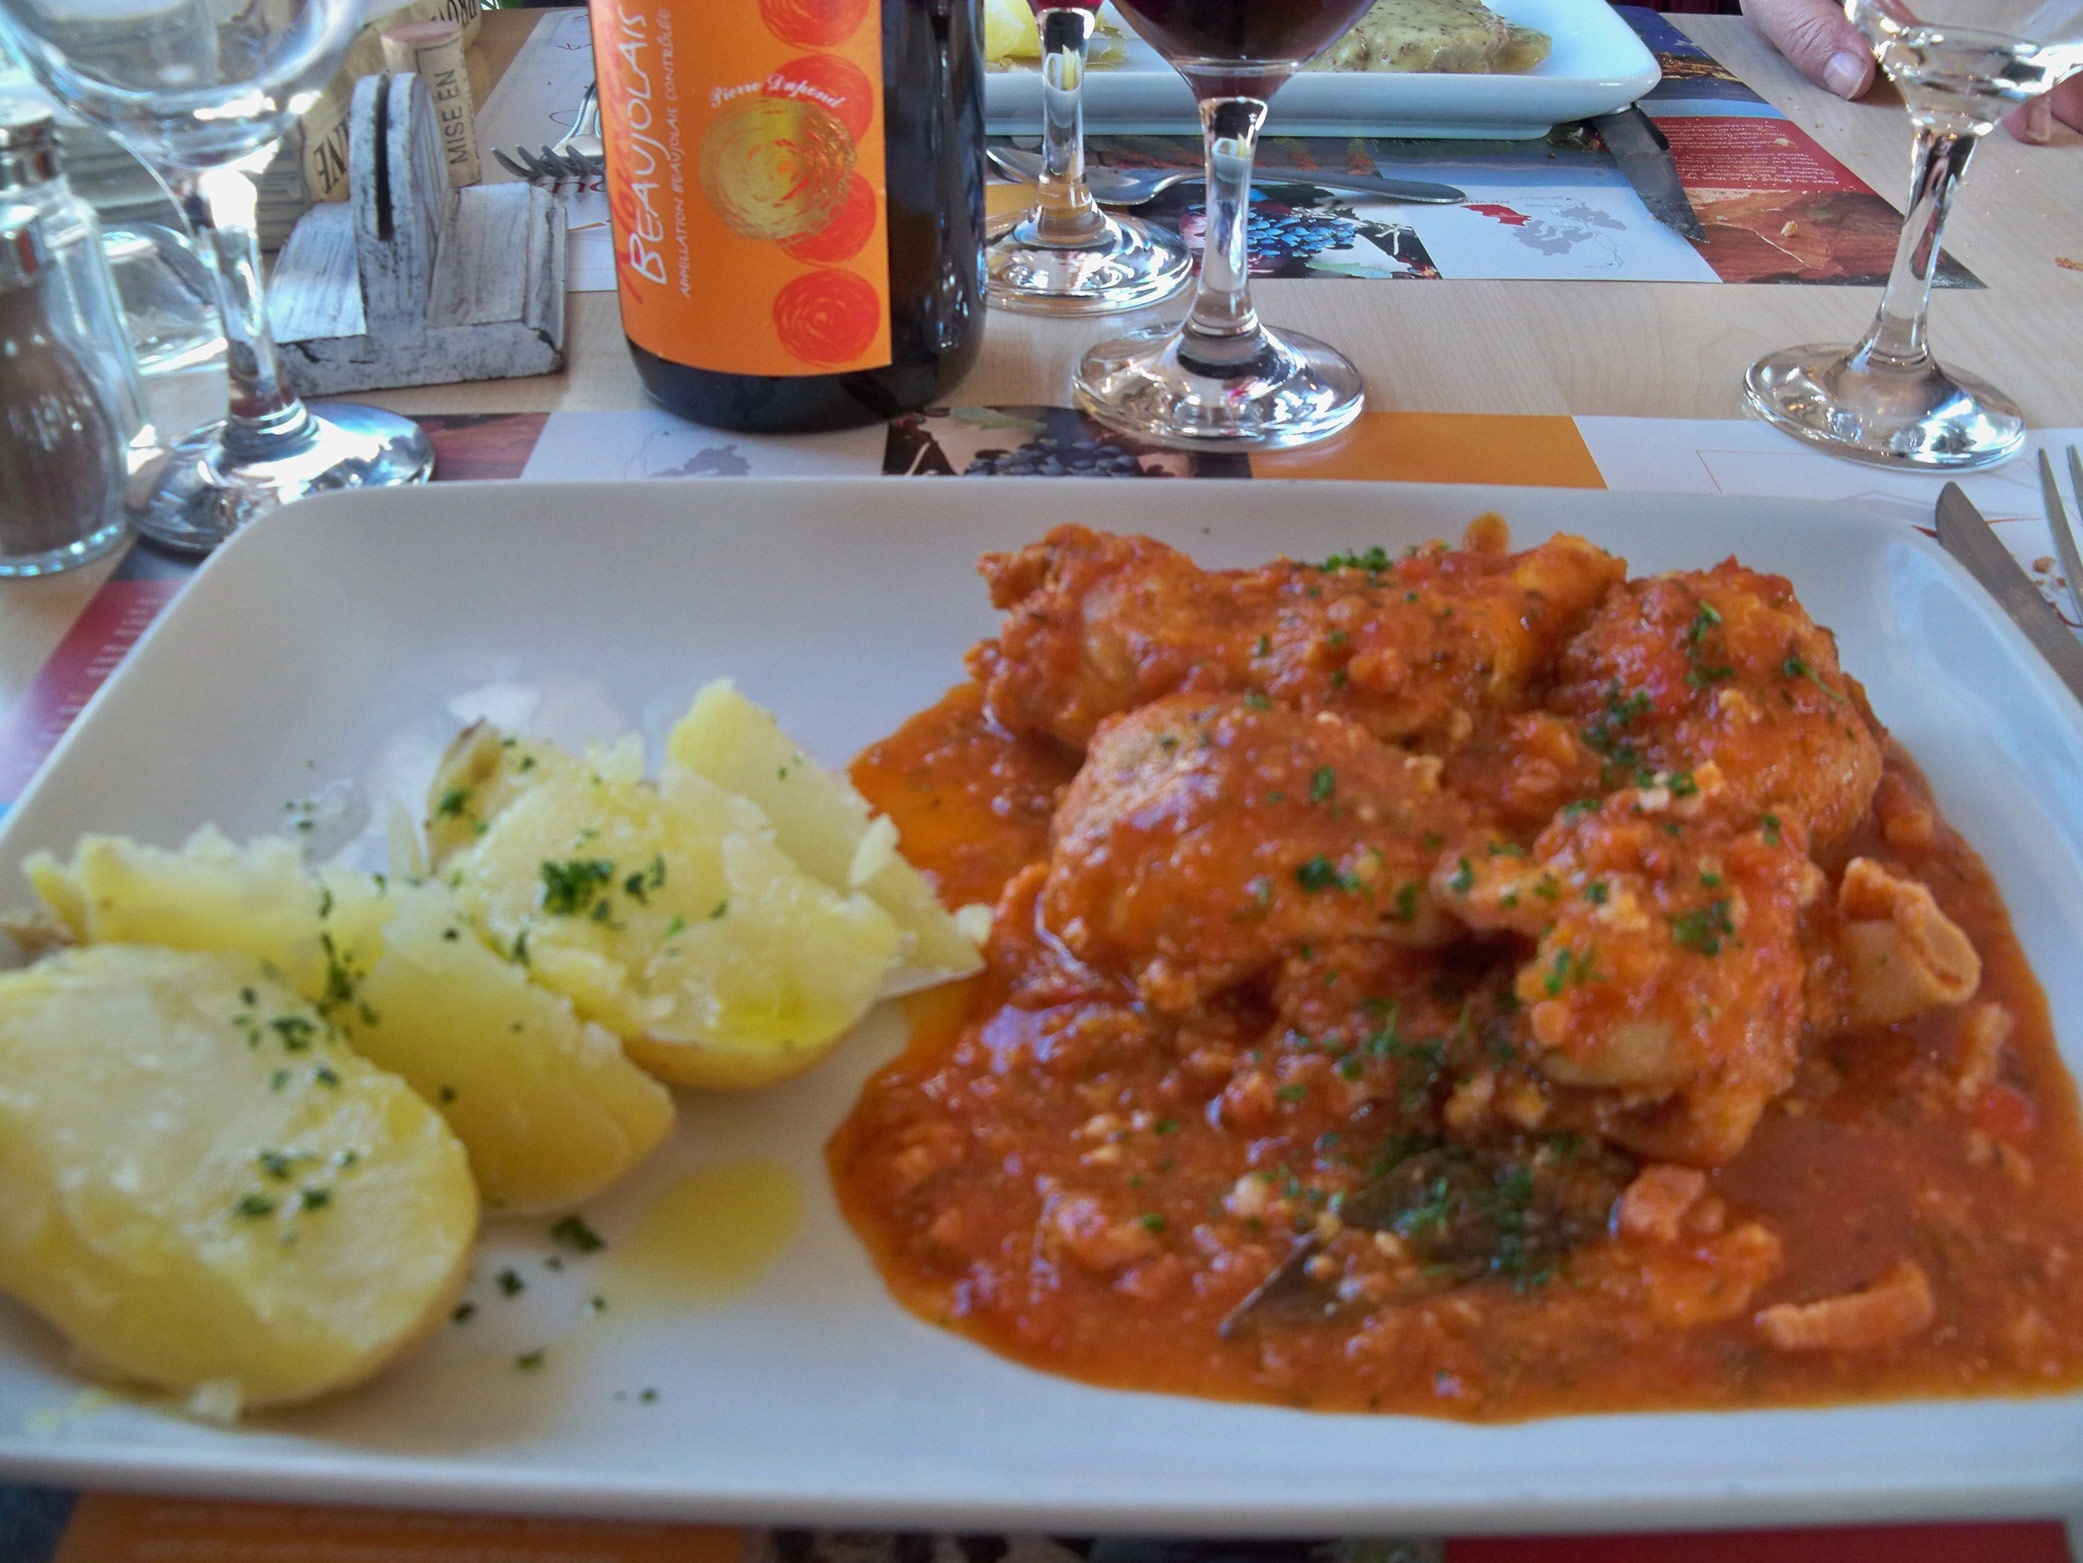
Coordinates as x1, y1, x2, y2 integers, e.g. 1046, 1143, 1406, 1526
24, 828, 380, 1000
27, 830, 674, 1211
663, 681, 982, 989
431, 724, 902, 1088
350, 883, 674, 1212
0, 944, 475, 1408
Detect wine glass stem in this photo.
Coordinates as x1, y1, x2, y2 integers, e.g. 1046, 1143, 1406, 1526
1857, 122, 1977, 368
167, 162, 315, 460
1182, 95, 1268, 367
1034, 8, 1105, 243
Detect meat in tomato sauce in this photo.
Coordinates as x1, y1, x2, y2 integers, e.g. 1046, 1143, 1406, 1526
832, 522, 2083, 1418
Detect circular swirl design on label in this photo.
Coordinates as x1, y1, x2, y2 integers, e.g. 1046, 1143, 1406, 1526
773, 267, 881, 364
698, 96, 857, 243
758, 0, 871, 49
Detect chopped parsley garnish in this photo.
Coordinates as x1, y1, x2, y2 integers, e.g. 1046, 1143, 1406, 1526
435, 787, 471, 818
623, 855, 666, 904
1586, 879, 1609, 905
1295, 855, 1355, 893
496, 1268, 525, 1297
300, 1187, 331, 1212
1671, 899, 1736, 955
1138, 1213, 1167, 1233
1321, 545, 1390, 574
515, 1350, 545, 1371
540, 857, 616, 915
550, 1215, 606, 1253
1311, 766, 1336, 803
1448, 858, 1475, 896
233, 1193, 275, 1218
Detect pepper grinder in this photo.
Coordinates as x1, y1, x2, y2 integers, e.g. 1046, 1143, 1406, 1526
0, 101, 151, 466
0, 218, 129, 576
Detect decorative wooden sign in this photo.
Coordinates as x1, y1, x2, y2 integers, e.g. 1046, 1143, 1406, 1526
270, 71, 565, 396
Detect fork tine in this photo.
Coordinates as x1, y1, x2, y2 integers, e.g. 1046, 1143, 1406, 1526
2068, 445, 2083, 512
492, 147, 534, 180
2038, 448, 2083, 625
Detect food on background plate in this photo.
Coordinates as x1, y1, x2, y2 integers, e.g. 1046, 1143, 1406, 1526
0, 945, 476, 1411
833, 519, 2083, 1418
1308, 0, 1551, 73
3, 685, 978, 1411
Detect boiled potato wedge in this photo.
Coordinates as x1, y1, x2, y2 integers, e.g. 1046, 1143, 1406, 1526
663, 680, 982, 988
430, 723, 901, 1088
350, 884, 675, 1212
0, 944, 475, 1409
27, 830, 673, 1211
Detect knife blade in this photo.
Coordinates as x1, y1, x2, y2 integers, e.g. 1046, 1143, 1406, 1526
1590, 105, 1705, 242
2038, 447, 2083, 624
1935, 481, 2083, 708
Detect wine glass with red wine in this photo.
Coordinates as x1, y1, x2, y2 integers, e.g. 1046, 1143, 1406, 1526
987, 2, 1193, 314
1071, 0, 1376, 448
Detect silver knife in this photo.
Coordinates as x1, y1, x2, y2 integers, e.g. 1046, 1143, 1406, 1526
2037, 447, 2083, 623
1590, 105, 1705, 242
1935, 481, 2083, 707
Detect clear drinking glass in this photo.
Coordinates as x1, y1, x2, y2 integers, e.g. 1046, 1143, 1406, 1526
1072, 0, 1376, 450
0, 0, 434, 551
986, 3, 1193, 315
1743, 0, 2083, 470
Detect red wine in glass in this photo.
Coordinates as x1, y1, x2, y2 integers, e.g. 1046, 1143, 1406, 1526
1109, 0, 1380, 97
1071, 0, 1376, 448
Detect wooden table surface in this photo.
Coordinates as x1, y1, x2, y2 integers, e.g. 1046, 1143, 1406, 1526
1, 5, 2079, 709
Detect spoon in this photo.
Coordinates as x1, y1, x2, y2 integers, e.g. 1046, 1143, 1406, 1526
987, 146, 1464, 207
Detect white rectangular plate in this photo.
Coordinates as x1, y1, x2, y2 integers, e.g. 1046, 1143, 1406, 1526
0, 478, 2078, 1534
987, 0, 1660, 139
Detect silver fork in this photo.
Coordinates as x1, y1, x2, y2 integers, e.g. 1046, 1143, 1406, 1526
2036, 445, 2083, 625
494, 82, 602, 183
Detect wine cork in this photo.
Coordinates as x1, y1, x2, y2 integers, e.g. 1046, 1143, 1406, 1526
381, 20, 479, 187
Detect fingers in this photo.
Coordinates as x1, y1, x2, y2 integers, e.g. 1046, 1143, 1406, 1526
2003, 75, 2083, 143
1740, 0, 1876, 99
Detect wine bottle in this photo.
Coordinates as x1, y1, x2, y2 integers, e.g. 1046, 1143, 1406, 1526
591, 0, 985, 434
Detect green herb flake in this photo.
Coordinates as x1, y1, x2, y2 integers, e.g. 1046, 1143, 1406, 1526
300, 1186, 332, 1212
515, 1350, 546, 1371
1671, 899, 1736, 956
540, 857, 616, 916
1138, 1213, 1166, 1233
435, 787, 471, 819
1295, 855, 1354, 893
550, 1214, 607, 1254
1449, 858, 1475, 896
233, 1193, 275, 1219
1311, 766, 1336, 803
1586, 879, 1609, 905
496, 1268, 526, 1298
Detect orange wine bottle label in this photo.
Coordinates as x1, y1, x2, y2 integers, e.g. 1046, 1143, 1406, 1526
592, 0, 891, 376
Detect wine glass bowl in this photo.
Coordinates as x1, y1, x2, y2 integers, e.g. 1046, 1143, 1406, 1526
0, 0, 434, 551
985, 3, 1194, 316
1742, 0, 2083, 470
1072, 0, 1377, 450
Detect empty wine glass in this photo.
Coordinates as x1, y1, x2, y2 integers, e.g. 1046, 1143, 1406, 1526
986, 3, 1193, 315
0, 0, 434, 551
1743, 0, 2083, 469
1072, 0, 1376, 450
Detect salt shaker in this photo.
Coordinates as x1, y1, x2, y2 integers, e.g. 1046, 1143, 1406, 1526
0, 218, 129, 576
0, 101, 150, 461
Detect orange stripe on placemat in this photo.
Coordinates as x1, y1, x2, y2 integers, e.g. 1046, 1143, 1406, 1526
53, 1494, 748, 1562
1444, 1520, 2073, 1563
1249, 413, 1605, 488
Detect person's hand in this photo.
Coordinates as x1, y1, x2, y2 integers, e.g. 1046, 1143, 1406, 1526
1741, 0, 2083, 143
1739, 0, 1876, 100
2005, 77, 2083, 142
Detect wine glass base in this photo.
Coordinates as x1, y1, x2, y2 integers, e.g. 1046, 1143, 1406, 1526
1743, 342, 2027, 471
133, 403, 435, 554
986, 210, 1194, 317
1073, 321, 1366, 451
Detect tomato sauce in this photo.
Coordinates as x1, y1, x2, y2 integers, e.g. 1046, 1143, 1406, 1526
835, 683, 2083, 1421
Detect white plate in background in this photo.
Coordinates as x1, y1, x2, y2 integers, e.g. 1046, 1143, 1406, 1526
0, 477, 2076, 1532
987, 0, 1659, 139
